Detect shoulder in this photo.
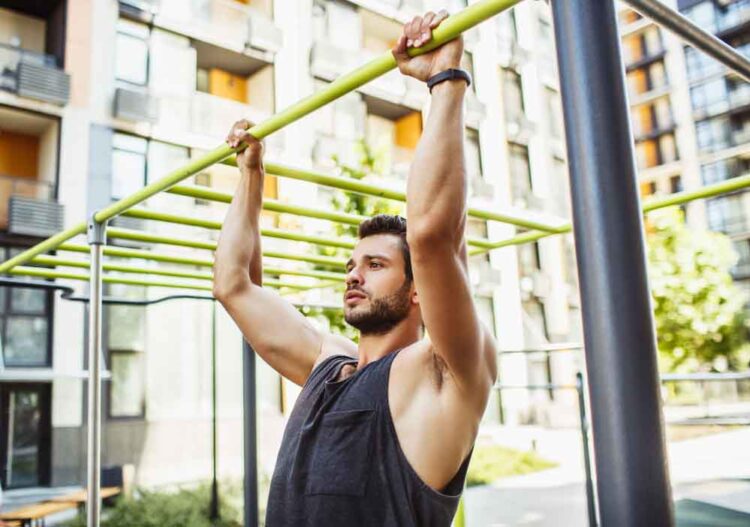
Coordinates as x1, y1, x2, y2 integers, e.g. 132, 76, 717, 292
310, 331, 358, 372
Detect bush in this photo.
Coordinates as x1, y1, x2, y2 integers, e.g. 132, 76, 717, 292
466, 445, 557, 487
65, 482, 241, 527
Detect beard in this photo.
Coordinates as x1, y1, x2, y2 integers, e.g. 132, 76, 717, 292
344, 279, 412, 335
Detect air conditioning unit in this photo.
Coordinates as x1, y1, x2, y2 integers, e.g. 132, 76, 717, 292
8, 196, 64, 237
17, 62, 70, 106
114, 87, 159, 124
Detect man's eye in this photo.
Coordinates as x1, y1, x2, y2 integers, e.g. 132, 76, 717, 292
370, 262, 381, 268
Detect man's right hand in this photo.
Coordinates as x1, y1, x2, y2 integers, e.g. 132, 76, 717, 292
226, 119, 265, 173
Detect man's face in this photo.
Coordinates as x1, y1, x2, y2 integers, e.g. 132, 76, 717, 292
343, 234, 414, 335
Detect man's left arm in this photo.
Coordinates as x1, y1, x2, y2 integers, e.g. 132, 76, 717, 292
394, 12, 497, 397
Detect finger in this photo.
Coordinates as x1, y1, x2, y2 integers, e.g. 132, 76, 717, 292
392, 34, 409, 61
430, 9, 449, 28
407, 16, 423, 44
417, 12, 435, 45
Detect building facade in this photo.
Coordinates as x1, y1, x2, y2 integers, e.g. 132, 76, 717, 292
0, 0, 583, 493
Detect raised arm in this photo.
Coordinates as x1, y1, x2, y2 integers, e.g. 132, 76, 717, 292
392, 13, 497, 397
213, 120, 354, 386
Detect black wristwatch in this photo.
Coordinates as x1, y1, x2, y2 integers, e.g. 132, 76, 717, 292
426, 68, 472, 93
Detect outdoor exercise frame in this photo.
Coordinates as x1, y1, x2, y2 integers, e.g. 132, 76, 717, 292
1, 0, 749, 525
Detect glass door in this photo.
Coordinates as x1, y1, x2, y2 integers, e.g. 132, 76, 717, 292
0, 383, 50, 489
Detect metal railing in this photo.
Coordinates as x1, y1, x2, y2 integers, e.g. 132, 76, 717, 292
0, 175, 55, 229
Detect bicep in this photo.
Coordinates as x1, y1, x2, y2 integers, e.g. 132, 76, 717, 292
219, 283, 325, 386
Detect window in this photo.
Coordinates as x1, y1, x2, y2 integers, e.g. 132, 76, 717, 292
465, 128, 482, 180
670, 175, 683, 194
502, 68, 525, 124
115, 19, 150, 86
695, 117, 731, 153
702, 158, 750, 185
684, 46, 723, 82
106, 283, 146, 419
690, 77, 728, 115
112, 133, 147, 200
682, 2, 717, 33
706, 193, 747, 235
546, 88, 563, 139
0, 248, 51, 367
518, 242, 541, 275
732, 239, 750, 279
496, 9, 518, 48
508, 143, 532, 206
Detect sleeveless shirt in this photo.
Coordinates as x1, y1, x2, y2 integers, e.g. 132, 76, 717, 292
264, 351, 472, 526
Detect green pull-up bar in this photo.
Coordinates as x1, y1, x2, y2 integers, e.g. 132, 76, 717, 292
0, 0, 523, 276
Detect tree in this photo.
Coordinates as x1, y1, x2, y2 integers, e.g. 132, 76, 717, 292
305, 139, 402, 341
646, 207, 749, 372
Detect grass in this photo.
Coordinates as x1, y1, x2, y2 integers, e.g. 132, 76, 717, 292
466, 445, 557, 487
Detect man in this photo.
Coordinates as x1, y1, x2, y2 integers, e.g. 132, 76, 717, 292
214, 9, 497, 526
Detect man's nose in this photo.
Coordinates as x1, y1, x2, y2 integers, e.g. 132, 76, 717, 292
346, 267, 363, 287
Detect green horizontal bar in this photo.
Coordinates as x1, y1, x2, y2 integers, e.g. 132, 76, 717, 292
0, 222, 87, 274
642, 173, 750, 211
59, 243, 215, 267
56, 243, 348, 278
123, 208, 357, 249
166, 185, 498, 248
469, 174, 750, 256
9, 266, 214, 292
98, 229, 348, 268
0, 0, 520, 276
31, 254, 329, 290
90, 0, 519, 227
236, 159, 566, 233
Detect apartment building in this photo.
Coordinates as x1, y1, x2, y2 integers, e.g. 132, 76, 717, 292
0, 0, 581, 493
619, 0, 750, 296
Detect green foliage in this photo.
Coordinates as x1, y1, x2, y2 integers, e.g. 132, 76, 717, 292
466, 445, 557, 487
646, 208, 750, 372
64, 482, 241, 527
313, 139, 403, 339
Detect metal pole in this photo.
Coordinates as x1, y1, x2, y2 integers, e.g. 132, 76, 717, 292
210, 301, 219, 521
550, 1, 674, 526
242, 340, 259, 527
576, 373, 597, 527
86, 217, 106, 527
623, 0, 750, 83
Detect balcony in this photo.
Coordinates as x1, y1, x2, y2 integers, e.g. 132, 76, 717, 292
716, 0, 750, 41
0, 43, 70, 106
113, 86, 276, 146
624, 48, 667, 72
119, 0, 282, 56
728, 86, 750, 115
0, 176, 62, 237
633, 119, 676, 142
311, 40, 426, 111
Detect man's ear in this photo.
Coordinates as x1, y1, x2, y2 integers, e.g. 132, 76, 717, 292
411, 285, 419, 305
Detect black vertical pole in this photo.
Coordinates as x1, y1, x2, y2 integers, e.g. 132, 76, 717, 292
210, 301, 219, 521
576, 372, 597, 527
550, 1, 674, 525
243, 340, 259, 527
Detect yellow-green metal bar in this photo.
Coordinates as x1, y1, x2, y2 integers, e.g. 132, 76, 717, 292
123, 208, 357, 249
223, 159, 567, 233
101, 229, 348, 268
56, 243, 348, 277
0, 222, 87, 274
165, 185, 499, 249
468, 174, 750, 257
0, 0, 524, 275
30, 254, 326, 290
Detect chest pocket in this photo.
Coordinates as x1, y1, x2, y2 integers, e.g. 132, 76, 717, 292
305, 409, 375, 497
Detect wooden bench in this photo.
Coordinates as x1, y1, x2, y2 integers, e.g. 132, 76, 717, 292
0, 500, 76, 527
0, 486, 120, 526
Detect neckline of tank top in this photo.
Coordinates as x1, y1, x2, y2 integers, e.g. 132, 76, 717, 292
325, 349, 402, 386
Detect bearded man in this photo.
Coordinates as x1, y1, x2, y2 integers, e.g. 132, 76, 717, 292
213, 9, 497, 526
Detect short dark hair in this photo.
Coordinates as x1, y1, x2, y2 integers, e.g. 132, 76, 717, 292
358, 214, 412, 282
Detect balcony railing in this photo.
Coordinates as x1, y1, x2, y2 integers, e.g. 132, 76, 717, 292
0, 175, 62, 236
120, 0, 281, 53
0, 43, 70, 106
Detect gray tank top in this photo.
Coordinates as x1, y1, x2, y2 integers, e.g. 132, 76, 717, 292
265, 350, 472, 526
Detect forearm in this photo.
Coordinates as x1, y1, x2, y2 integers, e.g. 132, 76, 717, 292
214, 167, 264, 295
407, 81, 468, 240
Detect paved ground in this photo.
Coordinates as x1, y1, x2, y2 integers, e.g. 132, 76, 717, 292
465, 426, 750, 527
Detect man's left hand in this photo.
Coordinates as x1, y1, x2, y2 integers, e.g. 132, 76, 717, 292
392, 10, 464, 83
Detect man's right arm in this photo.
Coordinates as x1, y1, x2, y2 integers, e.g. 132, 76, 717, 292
213, 120, 354, 386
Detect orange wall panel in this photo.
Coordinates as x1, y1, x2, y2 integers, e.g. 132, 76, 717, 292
208, 68, 248, 103
0, 131, 39, 179
395, 112, 422, 150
